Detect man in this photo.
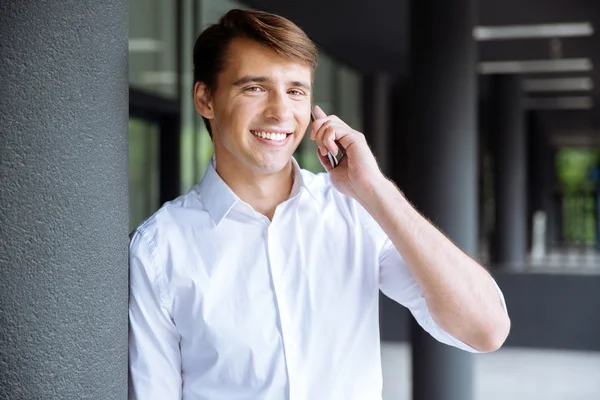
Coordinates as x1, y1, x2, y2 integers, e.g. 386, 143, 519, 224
129, 8, 510, 400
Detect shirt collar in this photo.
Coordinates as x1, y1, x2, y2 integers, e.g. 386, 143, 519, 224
196, 155, 321, 225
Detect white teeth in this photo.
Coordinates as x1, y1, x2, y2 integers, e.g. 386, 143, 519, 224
251, 131, 288, 141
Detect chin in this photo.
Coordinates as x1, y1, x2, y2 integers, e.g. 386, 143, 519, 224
250, 155, 291, 175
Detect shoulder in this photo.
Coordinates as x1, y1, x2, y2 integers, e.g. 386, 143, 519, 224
300, 168, 387, 242
130, 186, 211, 252
300, 168, 344, 204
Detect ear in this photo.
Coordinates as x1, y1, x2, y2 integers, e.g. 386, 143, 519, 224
193, 82, 214, 120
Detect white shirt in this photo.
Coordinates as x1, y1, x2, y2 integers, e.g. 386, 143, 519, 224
129, 156, 506, 400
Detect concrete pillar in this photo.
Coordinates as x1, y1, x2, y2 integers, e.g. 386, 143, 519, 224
407, 0, 477, 399
0, 1, 128, 399
363, 73, 393, 175
490, 75, 527, 267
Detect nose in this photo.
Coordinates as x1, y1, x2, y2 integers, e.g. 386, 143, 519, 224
263, 90, 293, 122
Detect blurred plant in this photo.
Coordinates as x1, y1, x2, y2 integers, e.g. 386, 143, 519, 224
556, 148, 600, 193
555, 148, 600, 245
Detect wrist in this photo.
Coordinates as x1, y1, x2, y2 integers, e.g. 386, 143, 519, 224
356, 175, 401, 211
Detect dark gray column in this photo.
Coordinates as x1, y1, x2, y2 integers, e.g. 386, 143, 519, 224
490, 75, 527, 267
0, 1, 128, 399
363, 73, 393, 175
406, 1, 477, 400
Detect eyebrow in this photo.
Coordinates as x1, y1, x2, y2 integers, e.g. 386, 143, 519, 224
232, 75, 311, 92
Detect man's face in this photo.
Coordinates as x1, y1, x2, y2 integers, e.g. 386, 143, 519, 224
196, 38, 312, 175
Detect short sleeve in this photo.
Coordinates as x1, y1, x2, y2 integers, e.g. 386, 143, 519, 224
378, 238, 487, 352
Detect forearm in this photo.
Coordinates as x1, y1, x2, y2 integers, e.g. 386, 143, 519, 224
358, 177, 509, 351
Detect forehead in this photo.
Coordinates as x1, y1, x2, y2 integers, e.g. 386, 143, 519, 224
223, 38, 312, 81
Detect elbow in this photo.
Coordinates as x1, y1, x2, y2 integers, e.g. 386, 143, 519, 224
475, 314, 511, 352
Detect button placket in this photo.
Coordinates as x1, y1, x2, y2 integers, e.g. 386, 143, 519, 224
265, 220, 298, 394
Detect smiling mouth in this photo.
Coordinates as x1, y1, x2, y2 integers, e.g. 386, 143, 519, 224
250, 130, 292, 142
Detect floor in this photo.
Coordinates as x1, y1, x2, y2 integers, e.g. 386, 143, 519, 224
380, 343, 600, 400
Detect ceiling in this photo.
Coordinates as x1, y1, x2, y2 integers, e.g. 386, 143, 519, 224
243, 0, 600, 141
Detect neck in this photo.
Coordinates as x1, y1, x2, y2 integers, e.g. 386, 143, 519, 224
215, 157, 294, 220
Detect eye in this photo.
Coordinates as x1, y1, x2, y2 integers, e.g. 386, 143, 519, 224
288, 89, 305, 96
245, 86, 264, 93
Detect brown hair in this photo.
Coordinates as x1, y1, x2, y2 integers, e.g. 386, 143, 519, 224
193, 9, 318, 137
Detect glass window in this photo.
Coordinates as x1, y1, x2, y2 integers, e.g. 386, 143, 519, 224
128, 119, 160, 232
129, 0, 177, 99
200, 0, 250, 31
179, 0, 199, 193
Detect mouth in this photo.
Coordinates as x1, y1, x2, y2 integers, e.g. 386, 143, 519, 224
250, 130, 293, 142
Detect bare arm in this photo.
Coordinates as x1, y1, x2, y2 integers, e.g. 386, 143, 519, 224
357, 178, 510, 352
310, 105, 510, 352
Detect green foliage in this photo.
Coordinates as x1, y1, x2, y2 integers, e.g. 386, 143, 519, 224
555, 148, 600, 245
556, 148, 600, 193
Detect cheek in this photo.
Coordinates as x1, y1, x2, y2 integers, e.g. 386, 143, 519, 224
228, 97, 258, 125
216, 98, 251, 136
296, 111, 311, 132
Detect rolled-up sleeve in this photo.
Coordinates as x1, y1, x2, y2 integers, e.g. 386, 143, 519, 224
378, 238, 507, 353
129, 229, 182, 399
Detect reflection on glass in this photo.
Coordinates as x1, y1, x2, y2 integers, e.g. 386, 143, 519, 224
201, 0, 250, 31
129, 119, 160, 232
129, 0, 177, 99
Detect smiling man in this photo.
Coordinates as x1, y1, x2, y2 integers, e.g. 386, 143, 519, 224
128, 9, 510, 400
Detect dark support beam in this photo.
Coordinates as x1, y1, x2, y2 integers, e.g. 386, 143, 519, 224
490, 75, 527, 268
0, 1, 128, 398
405, 0, 477, 399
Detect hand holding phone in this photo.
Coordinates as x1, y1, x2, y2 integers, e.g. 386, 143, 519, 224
310, 107, 339, 169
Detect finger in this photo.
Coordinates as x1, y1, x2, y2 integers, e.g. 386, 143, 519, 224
314, 121, 336, 156
313, 104, 327, 119
310, 105, 334, 140
310, 106, 353, 141
310, 116, 330, 140
330, 124, 366, 154
324, 114, 349, 128
316, 148, 334, 172
315, 109, 348, 130
313, 119, 330, 153
322, 126, 339, 156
